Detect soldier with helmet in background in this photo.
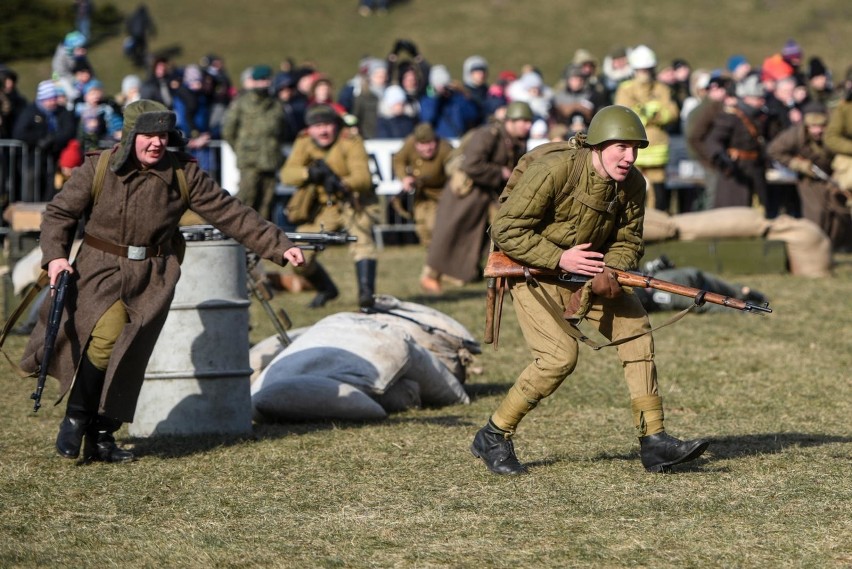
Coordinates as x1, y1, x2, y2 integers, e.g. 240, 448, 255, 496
470, 105, 710, 475
391, 122, 453, 248
420, 101, 533, 294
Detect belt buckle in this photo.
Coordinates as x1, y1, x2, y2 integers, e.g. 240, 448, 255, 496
127, 245, 147, 260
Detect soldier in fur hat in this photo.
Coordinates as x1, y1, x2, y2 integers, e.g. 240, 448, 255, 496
20, 100, 304, 464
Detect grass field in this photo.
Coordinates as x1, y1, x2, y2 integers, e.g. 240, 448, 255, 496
1, 243, 851, 567
3, 1, 852, 566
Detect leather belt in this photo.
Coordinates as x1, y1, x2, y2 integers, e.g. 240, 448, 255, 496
727, 149, 759, 161
83, 233, 171, 260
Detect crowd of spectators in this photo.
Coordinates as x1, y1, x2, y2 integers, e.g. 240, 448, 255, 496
1, 25, 851, 249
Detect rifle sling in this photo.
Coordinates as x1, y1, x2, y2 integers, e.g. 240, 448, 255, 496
0, 270, 50, 378
524, 275, 698, 350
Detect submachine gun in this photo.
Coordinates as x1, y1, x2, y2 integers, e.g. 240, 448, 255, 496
245, 231, 357, 346
31, 270, 70, 412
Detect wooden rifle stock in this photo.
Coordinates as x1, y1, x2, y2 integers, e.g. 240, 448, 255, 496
484, 251, 772, 314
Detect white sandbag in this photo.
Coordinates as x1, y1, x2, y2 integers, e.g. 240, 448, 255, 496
249, 335, 287, 384
765, 215, 832, 277
252, 375, 387, 423
672, 207, 771, 241
642, 208, 678, 243
403, 341, 470, 406
370, 295, 480, 381
11, 246, 43, 295
375, 378, 421, 412
252, 313, 411, 397
11, 239, 82, 294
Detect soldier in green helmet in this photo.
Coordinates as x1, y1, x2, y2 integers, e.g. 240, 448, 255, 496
471, 105, 710, 475
421, 101, 533, 293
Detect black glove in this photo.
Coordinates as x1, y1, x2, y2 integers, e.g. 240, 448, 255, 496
712, 152, 736, 175
307, 160, 328, 184
37, 135, 56, 152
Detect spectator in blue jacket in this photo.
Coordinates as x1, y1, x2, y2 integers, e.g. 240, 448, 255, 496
419, 65, 480, 140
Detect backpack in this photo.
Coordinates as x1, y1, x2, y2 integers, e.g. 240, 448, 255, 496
92, 150, 190, 263
443, 128, 478, 197
497, 135, 590, 208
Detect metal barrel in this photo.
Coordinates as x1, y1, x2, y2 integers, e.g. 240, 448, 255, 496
129, 227, 253, 437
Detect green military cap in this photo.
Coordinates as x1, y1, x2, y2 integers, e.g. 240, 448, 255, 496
305, 104, 340, 126
413, 122, 436, 143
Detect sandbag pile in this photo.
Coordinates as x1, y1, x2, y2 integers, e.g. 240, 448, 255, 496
250, 296, 479, 423
643, 207, 833, 277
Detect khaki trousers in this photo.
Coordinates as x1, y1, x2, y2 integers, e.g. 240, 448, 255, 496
491, 278, 662, 436
413, 199, 438, 247
87, 299, 129, 370
296, 200, 379, 270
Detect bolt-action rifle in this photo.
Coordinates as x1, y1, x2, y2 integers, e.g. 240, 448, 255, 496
31, 270, 70, 412
483, 251, 772, 345
810, 163, 852, 209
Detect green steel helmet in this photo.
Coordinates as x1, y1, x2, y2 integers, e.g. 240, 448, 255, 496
585, 105, 649, 148
505, 101, 534, 121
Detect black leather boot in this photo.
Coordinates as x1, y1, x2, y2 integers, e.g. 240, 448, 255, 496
640, 432, 709, 472
355, 259, 377, 308
84, 416, 135, 463
56, 416, 91, 459
56, 354, 105, 459
470, 420, 528, 475
305, 263, 339, 308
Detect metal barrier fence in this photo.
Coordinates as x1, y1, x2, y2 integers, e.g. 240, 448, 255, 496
5, 135, 792, 243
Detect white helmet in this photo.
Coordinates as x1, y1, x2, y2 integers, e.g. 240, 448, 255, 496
736, 74, 766, 98
628, 45, 657, 70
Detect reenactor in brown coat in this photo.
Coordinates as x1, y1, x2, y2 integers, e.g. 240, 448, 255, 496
767, 102, 852, 251
21, 100, 305, 463
704, 74, 769, 209
421, 102, 533, 293
391, 122, 453, 248
685, 76, 732, 209
280, 104, 379, 308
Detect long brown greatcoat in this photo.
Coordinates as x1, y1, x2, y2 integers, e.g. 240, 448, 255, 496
20, 150, 297, 422
704, 103, 767, 208
426, 122, 527, 282
767, 123, 852, 250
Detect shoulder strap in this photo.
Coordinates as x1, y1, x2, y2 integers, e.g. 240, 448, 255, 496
730, 106, 760, 139
556, 147, 590, 207
91, 150, 111, 205
168, 153, 190, 207
92, 151, 189, 208
0, 270, 50, 377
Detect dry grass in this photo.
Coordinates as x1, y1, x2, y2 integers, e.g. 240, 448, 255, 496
1, 244, 851, 568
